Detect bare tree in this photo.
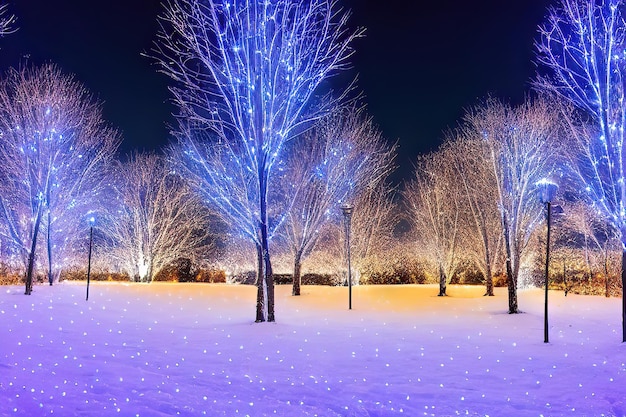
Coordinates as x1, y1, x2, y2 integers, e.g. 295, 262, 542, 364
155, 0, 363, 322
0, 65, 120, 294
405, 146, 463, 296
448, 134, 503, 296
350, 180, 397, 278
0, 4, 16, 36
561, 201, 620, 297
100, 153, 212, 282
464, 97, 562, 313
279, 108, 395, 295
535, 0, 626, 341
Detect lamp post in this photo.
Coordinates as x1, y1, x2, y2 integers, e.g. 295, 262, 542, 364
86, 216, 95, 301
341, 204, 354, 310
538, 179, 558, 343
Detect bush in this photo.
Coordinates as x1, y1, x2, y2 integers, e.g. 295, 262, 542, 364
195, 269, 226, 283
229, 271, 257, 285
273, 274, 292, 285
0, 263, 21, 285
359, 253, 430, 285
154, 258, 193, 282
302, 273, 337, 286
61, 268, 130, 281
492, 273, 507, 287
228, 272, 338, 286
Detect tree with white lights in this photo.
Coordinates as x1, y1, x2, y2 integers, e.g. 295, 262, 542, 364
464, 98, 562, 313
449, 134, 503, 296
280, 108, 395, 295
405, 145, 463, 296
0, 65, 120, 294
349, 180, 397, 277
156, 0, 363, 321
535, 0, 626, 341
560, 201, 620, 297
0, 4, 15, 35
100, 153, 212, 282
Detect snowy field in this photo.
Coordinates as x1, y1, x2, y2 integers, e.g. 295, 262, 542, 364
1, 282, 625, 417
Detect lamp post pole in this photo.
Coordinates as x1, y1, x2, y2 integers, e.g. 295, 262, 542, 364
86, 217, 95, 301
538, 179, 558, 344
341, 204, 354, 310
544, 200, 552, 343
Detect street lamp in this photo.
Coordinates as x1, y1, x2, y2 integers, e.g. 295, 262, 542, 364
341, 204, 354, 310
538, 178, 558, 343
86, 216, 95, 301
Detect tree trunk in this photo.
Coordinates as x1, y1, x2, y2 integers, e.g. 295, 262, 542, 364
484, 262, 494, 296
605, 249, 610, 298
438, 263, 446, 296
251, 3, 274, 323
484, 241, 494, 296
622, 249, 625, 343
47, 209, 53, 285
292, 250, 302, 296
259, 178, 275, 323
584, 236, 591, 280
25, 203, 44, 295
262, 239, 275, 322
255, 244, 265, 322
502, 216, 517, 313
563, 258, 569, 297
147, 260, 154, 283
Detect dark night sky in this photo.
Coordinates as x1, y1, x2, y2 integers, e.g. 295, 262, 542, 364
0, 0, 552, 182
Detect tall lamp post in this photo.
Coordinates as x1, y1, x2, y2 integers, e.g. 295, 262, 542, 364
538, 179, 558, 343
341, 204, 354, 310
86, 216, 95, 301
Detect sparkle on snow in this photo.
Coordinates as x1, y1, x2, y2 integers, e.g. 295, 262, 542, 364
1, 283, 624, 416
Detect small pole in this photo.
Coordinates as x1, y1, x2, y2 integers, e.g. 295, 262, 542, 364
86, 217, 94, 301
537, 178, 557, 344
544, 201, 551, 343
341, 204, 353, 310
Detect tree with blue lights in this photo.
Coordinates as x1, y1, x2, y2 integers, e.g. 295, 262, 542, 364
464, 98, 563, 313
279, 107, 395, 295
536, 0, 626, 341
156, 0, 362, 321
0, 65, 120, 294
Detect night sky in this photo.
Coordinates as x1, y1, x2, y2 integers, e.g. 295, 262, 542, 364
0, 0, 552, 183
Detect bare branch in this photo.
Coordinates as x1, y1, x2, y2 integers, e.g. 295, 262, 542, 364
0, 64, 120, 292
156, 0, 362, 321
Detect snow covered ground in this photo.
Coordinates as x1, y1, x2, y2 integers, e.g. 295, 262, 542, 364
1, 282, 625, 417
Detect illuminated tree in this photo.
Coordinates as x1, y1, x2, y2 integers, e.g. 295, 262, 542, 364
156, 0, 363, 322
0, 65, 120, 294
279, 108, 395, 295
535, 0, 626, 340
449, 134, 503, 296
561, 201, 620, 297
0, 5, 17, 270
0, 4, 15, 35
349, 180, 397, 277
464, 98, 562, 313
405, 145, 463, 296
100, 153, 212, 282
